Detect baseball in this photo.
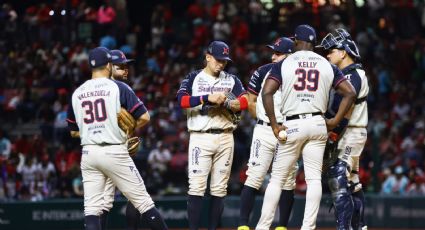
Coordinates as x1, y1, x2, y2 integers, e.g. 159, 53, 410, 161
278, 130, 287, 141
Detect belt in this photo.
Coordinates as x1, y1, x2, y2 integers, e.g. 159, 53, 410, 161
285, 112, 322, 121
192, 128, 233, 134
257, 120, 283, 126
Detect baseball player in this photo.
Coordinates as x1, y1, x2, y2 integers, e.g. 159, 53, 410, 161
99, 49, 142, 230
66, 47, 168, 230
238, 37, 296, 230
257, 25, 356, 230
318, 29, 369, 230
176, 41, 248, 230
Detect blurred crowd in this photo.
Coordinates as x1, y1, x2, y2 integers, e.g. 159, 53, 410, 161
0, 0, 425, 201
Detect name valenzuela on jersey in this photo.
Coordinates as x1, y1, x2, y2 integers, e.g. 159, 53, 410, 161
77, 90, 111, 100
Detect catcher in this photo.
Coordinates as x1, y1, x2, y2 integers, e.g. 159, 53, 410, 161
319, 29, 369, 230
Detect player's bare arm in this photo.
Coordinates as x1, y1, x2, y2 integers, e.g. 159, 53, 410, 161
70, 131, 80, 138
326, 80, 356, 130
247, 92, 258, 118
262, 78, 287, 140
136, 111, 150, 129
208, 92, 227, 105
226, 94, 249, 112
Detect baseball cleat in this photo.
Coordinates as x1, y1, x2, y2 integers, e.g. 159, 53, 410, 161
237, 225, 250, 230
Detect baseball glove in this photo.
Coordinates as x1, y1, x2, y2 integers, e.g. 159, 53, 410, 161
117, 107, 136, 136
127, 136, 141, 157
223, 91, 242, 124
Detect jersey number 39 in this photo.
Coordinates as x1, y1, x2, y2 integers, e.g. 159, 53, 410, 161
82, 99, 107, 123
293, 68, 320, 91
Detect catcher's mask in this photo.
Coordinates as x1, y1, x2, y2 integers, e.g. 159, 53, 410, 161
317, 29, 361, 60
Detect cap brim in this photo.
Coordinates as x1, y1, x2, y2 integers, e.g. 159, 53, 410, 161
266, 44, 275, 50
112, 59, 135, 64
212, 55, 232, 62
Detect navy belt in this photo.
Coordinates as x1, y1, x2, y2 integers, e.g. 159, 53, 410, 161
257, 120, 283, 126
192, 128, 233, 134
286, 112, 322, 121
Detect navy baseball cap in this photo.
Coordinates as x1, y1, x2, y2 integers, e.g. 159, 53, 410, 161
207, 41, 232, 61
89, 47, 112, 68
110, 49, 134, 65
267, 37, 294, 54
294, 24, 317, 44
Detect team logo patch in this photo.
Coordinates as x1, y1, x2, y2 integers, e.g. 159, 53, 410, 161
223, 47, 229, 55
192, 147, 201, 165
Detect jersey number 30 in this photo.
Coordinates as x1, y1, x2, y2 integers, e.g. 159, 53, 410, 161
293, 69, 320, 91
82, 99, 107, 123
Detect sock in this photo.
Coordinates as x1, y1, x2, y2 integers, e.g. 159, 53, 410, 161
187, 195, 203, 230
100, 210, 109, 230
126, 202, 141, 230
85, 215, 101, 230
239, 185, 257, 226
278, 189, 294, 227
141, 207, 168, 230
209, 196, 224, 230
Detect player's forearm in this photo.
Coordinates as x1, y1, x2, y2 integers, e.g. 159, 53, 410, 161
248, 101, 257, 119
262, 92, 278, 127
332, 81, 356, 124
178, 95, 209, 109
136, 112, 150, 129
226, 95, 248, 112
334, 94, 355, 125
247, 93, 257, 118
70, 131, 80, 138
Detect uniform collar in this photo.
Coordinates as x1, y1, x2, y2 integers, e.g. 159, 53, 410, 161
342, 63, 362, 74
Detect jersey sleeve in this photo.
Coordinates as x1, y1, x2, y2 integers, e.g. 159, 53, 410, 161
331, 64, 346, 88
266, 61, 283, 84
247, 63, 273, 95
347, 71, 361, 96
115, 81, 147, 119
66, 100, 79, 131
230, 74, 247, 97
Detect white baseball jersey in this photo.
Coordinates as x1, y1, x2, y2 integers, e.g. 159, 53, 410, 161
248, 63, 284, 123
267, 50, 346, 116
67, 77, 155, 217
67, 78, 147, 145
177, 69, 246, 131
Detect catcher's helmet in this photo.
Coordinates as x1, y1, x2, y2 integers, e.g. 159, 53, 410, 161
317, 29, 361, 60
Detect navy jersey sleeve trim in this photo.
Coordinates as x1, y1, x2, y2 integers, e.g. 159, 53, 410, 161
228, 73, 246, 97
176, 70, 201, 98
247, 87, 259, 95
114, 80, 148, 119
268, 61, 283, 84
247, 63, 273, 95
343, 64, 362, 95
